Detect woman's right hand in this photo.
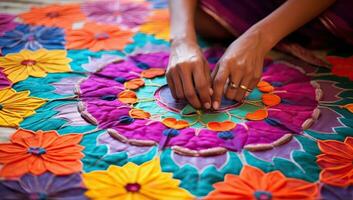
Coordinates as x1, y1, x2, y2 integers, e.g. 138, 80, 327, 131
166, 38, 212, 109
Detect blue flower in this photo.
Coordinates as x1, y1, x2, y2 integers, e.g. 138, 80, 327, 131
0, 24, 65, 54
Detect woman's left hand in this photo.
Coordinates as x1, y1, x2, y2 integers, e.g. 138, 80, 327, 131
211, 28, 272, 109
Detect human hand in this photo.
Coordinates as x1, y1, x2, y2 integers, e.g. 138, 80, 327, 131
166, 38, 212, 109
211, 29, 271, 109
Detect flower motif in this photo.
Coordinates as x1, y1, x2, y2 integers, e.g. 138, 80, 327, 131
326, 56, 353, 81
66, 22, 133, 51
140, 9, 170, 40
0, 24, 65, 54
0, 172, 87, 200
205, 165, 319, 200
0, 49, 71, 83
19, 4, 86, 29
0, 129, 84, 177
0, 14, 17, 36
83, 158, 194, 200
317, 137, 353, 186
0, 88, 45, 127
82, 0, 150, 28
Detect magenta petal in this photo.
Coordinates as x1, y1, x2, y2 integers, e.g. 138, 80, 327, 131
244, 121, 288, 145
0, 13, 17, 36
113, 120, 165, 142
79, 75, 124, 98
96, 60, 142, 80
129, 52, 169, 69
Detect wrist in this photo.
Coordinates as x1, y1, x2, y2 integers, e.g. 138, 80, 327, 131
246, 24, 278, 52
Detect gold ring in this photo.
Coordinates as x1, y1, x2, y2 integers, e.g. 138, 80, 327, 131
240, 84, 252, 92
229, 82, 238, 89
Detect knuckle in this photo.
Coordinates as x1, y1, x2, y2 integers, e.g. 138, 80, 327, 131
184, 91, 195, 99
196, 83, 207, 90
214, 77, 224, 85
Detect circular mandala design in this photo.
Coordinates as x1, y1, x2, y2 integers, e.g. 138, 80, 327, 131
77, 49, 321, 156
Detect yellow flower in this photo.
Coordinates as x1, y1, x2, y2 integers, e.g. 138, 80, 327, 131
83, 158, 194, 200
0, 88, 46, 127
140, 9, 170, 41
0, 49, 71, 83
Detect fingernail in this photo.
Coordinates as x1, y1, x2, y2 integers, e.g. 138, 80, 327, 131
209, 88, 213, 95
204, 102, 211, 109
213, 101, 219, 110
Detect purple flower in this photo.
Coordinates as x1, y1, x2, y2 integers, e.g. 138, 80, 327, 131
0, 24, 65, 55
0, 14, 17, 36
81, 0, 150, 28
0, 172, 87, 200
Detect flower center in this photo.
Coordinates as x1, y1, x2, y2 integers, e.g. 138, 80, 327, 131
95, 33, 110, 40
21, 59, 37, 66
0, 104, 3, 110
254, 190, 272, 200
46, 12, 60, 18
29, 192, 48, 200
26, 34, 35, 41
28, 147, 46, 156
125, 183, 141, 192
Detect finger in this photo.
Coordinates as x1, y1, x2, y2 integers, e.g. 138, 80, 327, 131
177, 65, 201, 108
225, 68, 243, 100
212, 64, 229, 110
193, 63, 211, 109
235, 74, 254, 102
171, 71, 185, 99
166, 70, 178, 99
211, 62, 220, 80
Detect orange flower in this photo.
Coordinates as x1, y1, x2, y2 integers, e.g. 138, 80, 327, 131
124, 78, 145, 90
257, 81, 274, 93
0, 129, 84, 177
205, 165, 319, 200
19, 4, 85, 29
207, 121, 236, 131
129, 108, 151, 119
246, 109, 268, 121
326, 56, 353, 80
139, 9, 170, 40
66, 23, 133, 51
262, 94, 281, 107
118, 90, 138, 104
141, 68, 165, 78
317, 137, 353, 186
162, 118, 189, 129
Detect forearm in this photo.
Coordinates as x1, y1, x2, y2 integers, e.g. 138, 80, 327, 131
168, 0, 198, 42
250, 0, 336, 51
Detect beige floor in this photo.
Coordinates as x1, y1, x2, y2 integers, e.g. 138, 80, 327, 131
0, 0, 83, 14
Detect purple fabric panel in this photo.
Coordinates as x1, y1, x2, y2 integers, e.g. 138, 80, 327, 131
96, 60, 142, 80
79, 75, 123, 97
130, 52, 169, 69
244, 121, 288, 145
112, 120, 165, 142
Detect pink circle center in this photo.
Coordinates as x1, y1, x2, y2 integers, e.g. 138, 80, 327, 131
21, 59, 37, 66
95, 33, 110, 40
125, 183, 141, 192
46, 12, 60, 18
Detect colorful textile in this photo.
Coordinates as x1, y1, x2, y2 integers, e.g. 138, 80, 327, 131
0, 0, 352, 199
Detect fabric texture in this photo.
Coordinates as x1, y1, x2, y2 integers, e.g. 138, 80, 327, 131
0, 0, 352, 199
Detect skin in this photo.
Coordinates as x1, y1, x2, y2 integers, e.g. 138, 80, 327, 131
166, 0, 336, 110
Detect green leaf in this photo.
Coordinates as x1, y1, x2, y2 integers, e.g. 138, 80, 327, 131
243, 150, 275, 173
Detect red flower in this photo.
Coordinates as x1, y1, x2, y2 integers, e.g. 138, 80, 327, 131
326, 56, 353, 80
0, 129, 84, 177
